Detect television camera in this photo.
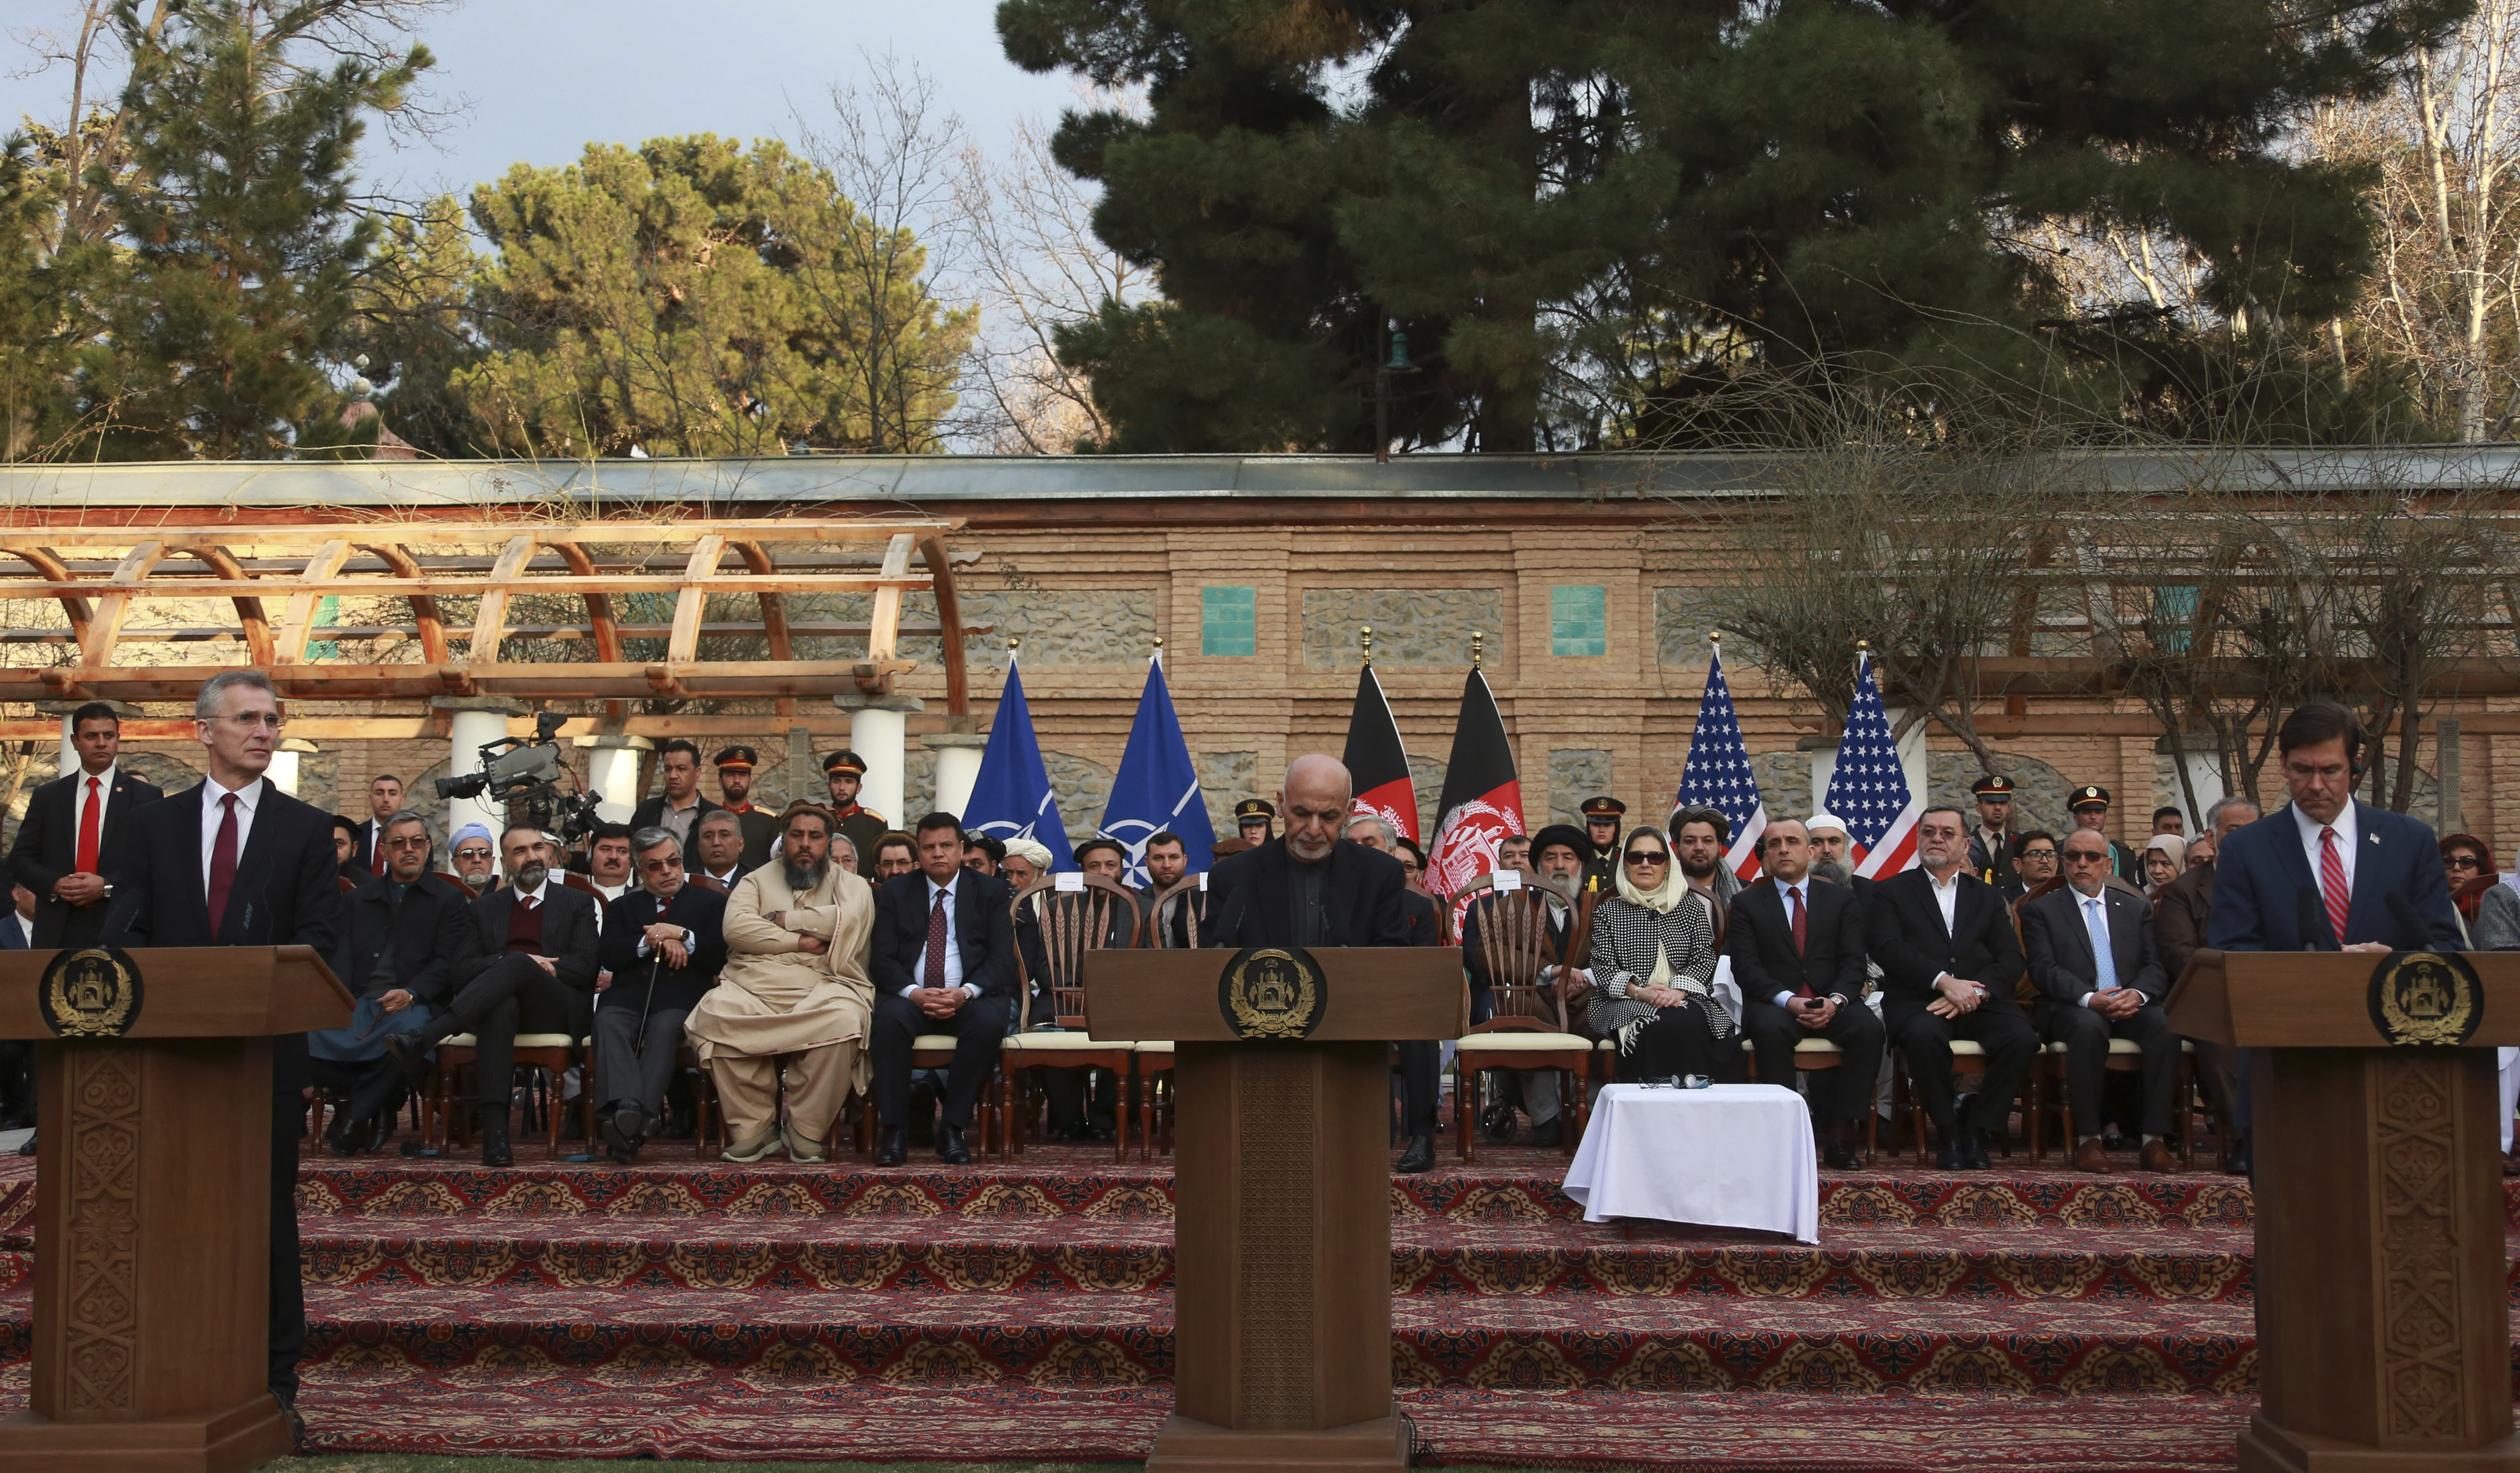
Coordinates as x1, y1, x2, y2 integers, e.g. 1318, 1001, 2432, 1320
434, 709, 604, 843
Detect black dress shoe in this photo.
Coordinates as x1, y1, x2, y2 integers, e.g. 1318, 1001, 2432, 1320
937, 1124, 973, 1165
1962, 1132, 1992, 1171
1822, 1137, 1860, 1171
1934, 1140, 1964, 1171
874, 1125, 908, 1167
477, 1109, 513, 1168
381, 1033, 434, 1089
2228, 1139, 2252, 1177
600, 1105, 643, 1166
1394, 1136, 1435, 1174
1530, 1119, 1562, 1149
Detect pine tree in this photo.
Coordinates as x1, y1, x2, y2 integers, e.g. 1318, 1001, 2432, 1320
75, 0, 427, 458
1000, 0, 2472, 451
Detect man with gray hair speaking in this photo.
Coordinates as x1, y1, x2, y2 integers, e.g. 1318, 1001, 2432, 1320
1208, 755, 1431, 1171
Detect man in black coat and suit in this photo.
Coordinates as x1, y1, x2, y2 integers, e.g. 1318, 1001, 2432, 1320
310, 812, 478, 1153
630, 738, 722, 852
1728, 817, 1884, 1169
1210, 757, 1429, 1169
870, 811, 1018, 1166
10, 700, 163, 948
2022, 825, 2178, 1173
595, 826, 729, 1164
1865, 805, 2037, 1171
386, 822, 602, 1165
103, 670, 343, 1428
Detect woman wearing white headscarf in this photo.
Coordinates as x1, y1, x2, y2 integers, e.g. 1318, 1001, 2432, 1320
1585, 825, 1732, 1080
2140, 834, 2186, 897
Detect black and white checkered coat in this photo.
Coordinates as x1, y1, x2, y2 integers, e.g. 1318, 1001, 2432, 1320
1585, 896, 1730, 1041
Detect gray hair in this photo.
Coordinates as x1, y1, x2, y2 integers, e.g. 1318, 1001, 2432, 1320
698, 810, 741, 834
383, 811, 434, 847
631, 826, 680, 858
1345, 814, 1399, 848
831, 833, 859, 864
2205, 794, 2261, 833
195, 669, 278, 721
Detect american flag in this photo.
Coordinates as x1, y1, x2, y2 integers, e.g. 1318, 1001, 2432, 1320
1672, 641, 1769, 880
1826, 651, 1920, 877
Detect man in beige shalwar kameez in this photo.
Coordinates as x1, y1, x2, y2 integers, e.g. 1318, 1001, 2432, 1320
686, 803, 875, 1163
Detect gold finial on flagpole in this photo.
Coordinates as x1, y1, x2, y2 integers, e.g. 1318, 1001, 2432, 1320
1153, 636, 1164, 650
1472, 630, 1485, 668
1361, 625, 1374, 666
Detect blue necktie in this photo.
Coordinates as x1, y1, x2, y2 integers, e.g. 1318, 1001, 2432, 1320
2084, 896, 2118, 993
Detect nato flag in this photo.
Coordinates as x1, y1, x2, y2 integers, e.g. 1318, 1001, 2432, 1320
1101, 653, 1218, 886
963, 655, 1077, 870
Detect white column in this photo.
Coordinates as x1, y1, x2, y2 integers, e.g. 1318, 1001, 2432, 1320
835, 693, 923, 825
434, 696, 529, 839
572, 734, 653, 822
927, 733, 988, 821
267, 738, 316, 798
2178, 752, 2226, 826
55, 715, 71, 774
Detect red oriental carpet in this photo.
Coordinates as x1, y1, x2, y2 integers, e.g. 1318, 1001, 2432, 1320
0, 1138, 2502, 1468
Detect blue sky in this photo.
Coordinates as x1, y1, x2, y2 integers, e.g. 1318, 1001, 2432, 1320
3, 0, 1085, 205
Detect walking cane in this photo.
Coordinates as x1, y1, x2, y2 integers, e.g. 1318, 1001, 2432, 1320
631, 952, 662, 1058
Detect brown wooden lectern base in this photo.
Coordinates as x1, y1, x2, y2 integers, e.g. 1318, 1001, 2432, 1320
0, 1399, 294, 1473
1149, 1412, 1412, 1473
2243, 1418, 2520, 1473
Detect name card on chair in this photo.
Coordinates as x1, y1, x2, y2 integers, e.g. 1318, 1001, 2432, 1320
1493, 870, 1522, 891
1055, 872, 1084, 892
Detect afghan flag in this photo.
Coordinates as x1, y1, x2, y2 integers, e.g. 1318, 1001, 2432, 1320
1426, 667, 1524, 901
1341, 663, 1420, 845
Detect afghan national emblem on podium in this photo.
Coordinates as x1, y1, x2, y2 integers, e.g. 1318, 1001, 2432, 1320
1218, 946, 1327, 1039
39, 946, 144, 1039
2367, 949, 2482, 1047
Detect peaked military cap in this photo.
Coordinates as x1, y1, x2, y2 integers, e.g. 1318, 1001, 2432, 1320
2068, 784, 2112, 811
821, 750, 867, 776
1580, 796, 1627, 819
1970, 773, 2014, 797
713, 745, 758, 770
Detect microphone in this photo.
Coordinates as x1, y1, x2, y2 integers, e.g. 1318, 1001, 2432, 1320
2387, 892, 2430, 952
2296, 888, 2331, 951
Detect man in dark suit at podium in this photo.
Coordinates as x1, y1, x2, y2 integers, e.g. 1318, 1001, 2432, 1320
870, 812, 1017, 1166
9, 701, 162, 948
105, 669, 342, 1431
1206, 756, 1426, 1169
2206, 702, 2462, 1172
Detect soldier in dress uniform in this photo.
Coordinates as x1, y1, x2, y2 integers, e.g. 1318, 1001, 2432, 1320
821, 750, 890, 868
2067, 785, 2146, 886
1578, 795, 1626, 897
714, 745, 781, 871
1234, 798, 1276, 846
1967, 773, 2019, 890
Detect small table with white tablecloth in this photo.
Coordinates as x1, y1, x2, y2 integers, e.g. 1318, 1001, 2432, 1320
1560, 1082, 1819, 1243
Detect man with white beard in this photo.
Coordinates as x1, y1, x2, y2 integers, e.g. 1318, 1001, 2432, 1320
685, 802, 877, 1163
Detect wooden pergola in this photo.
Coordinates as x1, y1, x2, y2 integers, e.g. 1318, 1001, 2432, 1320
0, 519, 975, 713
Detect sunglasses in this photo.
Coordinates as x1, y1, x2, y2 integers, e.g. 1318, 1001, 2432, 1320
1622, 850, 1668, 867
2448, 854, 2484, 870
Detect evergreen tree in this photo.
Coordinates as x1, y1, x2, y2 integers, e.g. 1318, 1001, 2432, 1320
1001, 0, 2471, 451
74, 0, 427, 458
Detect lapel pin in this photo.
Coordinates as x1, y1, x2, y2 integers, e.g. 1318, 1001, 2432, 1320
2368, 833, 2381, 845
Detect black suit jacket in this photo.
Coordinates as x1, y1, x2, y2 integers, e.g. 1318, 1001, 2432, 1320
331, 871, 478, 1005
2021, 882, 2167, 1011
1728, 877, 1867, 1004
464, 882, 602, 992
597, 883, 729, 1013
0, 913, 27, 949
1203, 837, 1410, 950
10, 766, 163, 947
872, 870, 1018, 1000
629, 793, 723, 837
1864, 867, 2026, 1015
105, 780, 345, 1090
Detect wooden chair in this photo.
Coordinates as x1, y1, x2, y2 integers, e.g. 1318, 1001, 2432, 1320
1451, 872, 1590, 1161
1000, 875, 1145, 1162
1741, 1037, 1878, 1163
2030, 1037, 2198, 1167
578, 1034, 719, 1159
434, 872, 481, 899
688, 874, 728, 895
425, 1033, 579, 1160
1133, 875, 1208, 1160
1893, 1040, 2014, 1164
336, 875, 359, 894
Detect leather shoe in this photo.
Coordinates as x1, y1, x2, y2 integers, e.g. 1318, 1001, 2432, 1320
477, 1110, 513, 1169
1961, 1133, 1992, 1171
1822, 1137, 1860, 1171
1530, 1119, 1562, 1149
1934, 1139, 1964, 1171
874, 1125, 907, 1167
2074, 1137, 2111, 1173
2227, 1137, 2252, 1177
2140, 1138, 2178, 1174
937, 1124, 973, 1165
382, 1032, 434, 1090
1394, 1136, 1435, 1174
600, 1105, 644, 1166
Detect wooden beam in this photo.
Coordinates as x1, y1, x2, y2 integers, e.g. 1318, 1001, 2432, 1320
0, 519, 962, 551
468, 535, 537, 663
270, 540, 353, 664
179, 543, 273, 665
11, 547, 92, 644
920, 533, 968, 717
0, 574, 937, 598
362, 543, 446, 662
667, 534, 728, 664
733, 539, 794, 718
77, 541, 167, 667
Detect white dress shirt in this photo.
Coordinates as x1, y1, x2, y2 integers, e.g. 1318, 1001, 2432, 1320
2076, 888, 2118, 1008
1923, 865, 1979, 996
70, 762, 117, 858
198, 776, 264, 896
902, 873, 975, 997
1770, 875, 1815, 1008
2294, 797, 2360, 894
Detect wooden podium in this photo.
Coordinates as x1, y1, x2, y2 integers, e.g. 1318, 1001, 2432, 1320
0, 944, 350, 1473
1087, 946, 1466, 1473
2169, 948, 2520, 1472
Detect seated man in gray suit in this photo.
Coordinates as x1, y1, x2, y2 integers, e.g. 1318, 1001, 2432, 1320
2020, 825, 2176, 1173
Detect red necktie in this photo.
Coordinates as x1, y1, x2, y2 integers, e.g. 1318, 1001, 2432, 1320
206, 793, 239, 930
75, 776, 101, 875
2319, 827, 2351, 946
924, 890, 949, 987
1788, 884, 1808, 956
370, 821, 386, 874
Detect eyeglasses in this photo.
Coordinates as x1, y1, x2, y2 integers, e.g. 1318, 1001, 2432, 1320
1622, 850, 1668, 867
2019, 848, 2056, 861
2062, 851, 2111, 865
2447, 854, 2485, 871
222, 712, 285, 731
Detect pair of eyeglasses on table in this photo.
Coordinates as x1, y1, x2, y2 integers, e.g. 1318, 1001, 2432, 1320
1632, 1074, 1712, 1090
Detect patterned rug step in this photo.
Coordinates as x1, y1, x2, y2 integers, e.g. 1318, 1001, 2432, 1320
1, 1280, 2260, 1392
289, 1157, 2258, 1229
292, 1218, 2260, 1302
0, 1358, 2251, 1471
